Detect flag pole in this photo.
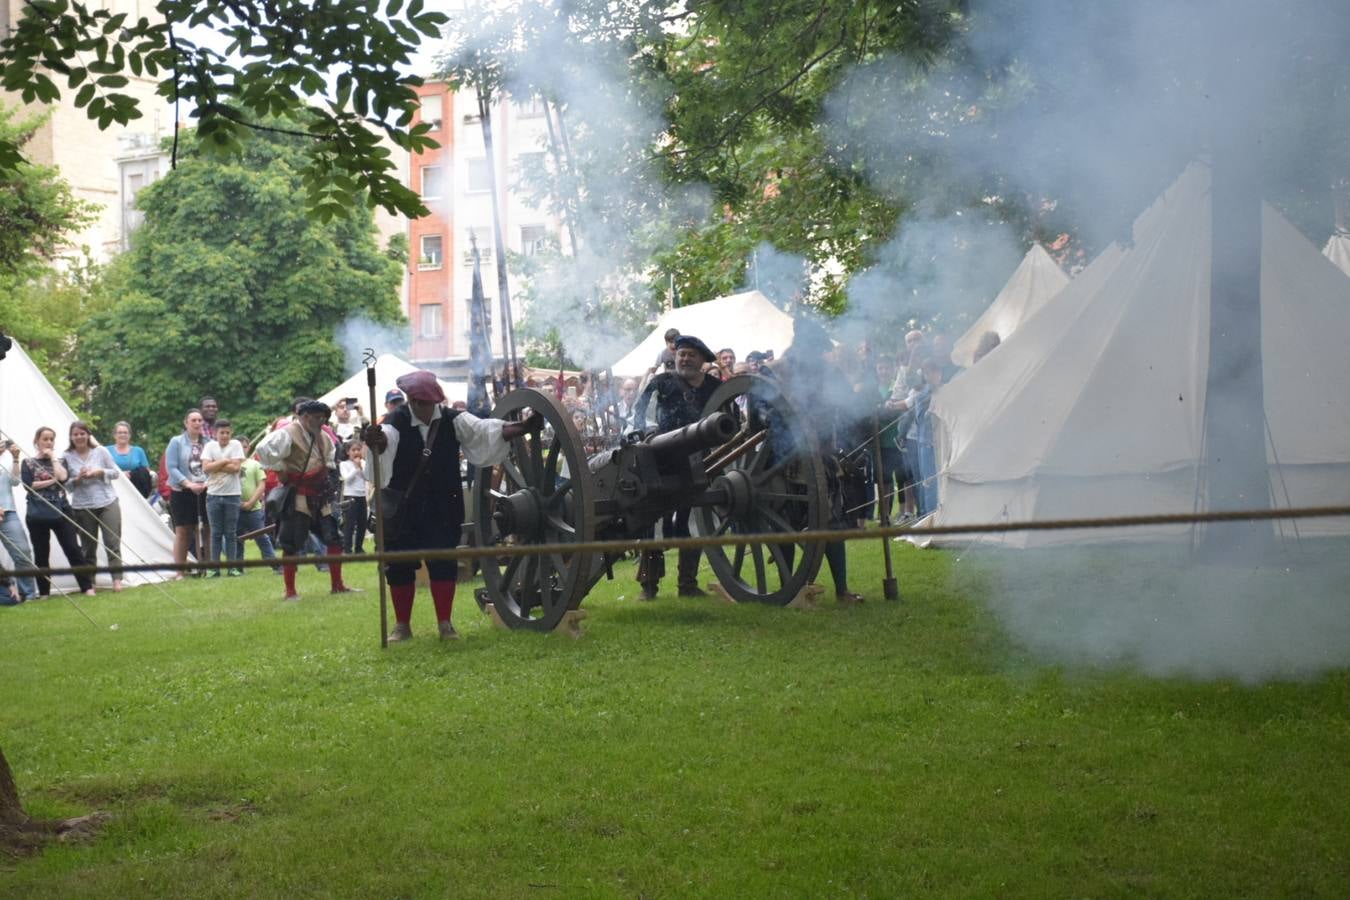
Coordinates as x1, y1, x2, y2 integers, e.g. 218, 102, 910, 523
364, 348, 390, 647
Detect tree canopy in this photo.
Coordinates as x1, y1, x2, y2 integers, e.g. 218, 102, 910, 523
76, 129, 406, 449
0, 0, 449, 220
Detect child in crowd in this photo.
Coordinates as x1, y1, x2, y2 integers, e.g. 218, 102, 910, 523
339, 441, 368, 555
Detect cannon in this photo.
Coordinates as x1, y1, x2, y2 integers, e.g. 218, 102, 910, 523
471, 374, 828, 630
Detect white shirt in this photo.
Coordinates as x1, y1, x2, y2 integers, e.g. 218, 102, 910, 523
339, 459, 367, 498
201, 439, 245, 496
364, 406, 510, 490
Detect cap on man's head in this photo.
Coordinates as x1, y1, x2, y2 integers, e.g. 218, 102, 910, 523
673, 334, 716, 363
395, 370, 446, 404
297, 400, 331, 417
385, 389, 405, 405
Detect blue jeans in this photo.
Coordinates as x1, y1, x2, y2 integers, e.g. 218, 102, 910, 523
0, 512, 39, 600
206, 494, 242, 564
235, 506, 277, 564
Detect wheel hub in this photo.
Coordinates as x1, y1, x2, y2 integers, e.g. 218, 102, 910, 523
712, 469, 754, 519
493, 488, 544, 538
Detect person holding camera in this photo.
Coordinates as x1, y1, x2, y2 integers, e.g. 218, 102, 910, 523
21, 426, 95, 597
331, 397, 366, 442
0, 438, 40, 602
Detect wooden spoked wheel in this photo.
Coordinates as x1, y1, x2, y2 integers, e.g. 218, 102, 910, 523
692, 375, 827, 604
472, 389, 595, 631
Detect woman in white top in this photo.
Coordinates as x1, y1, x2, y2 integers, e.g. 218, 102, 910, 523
63, 421, 123, 592
201, 419, 245, 577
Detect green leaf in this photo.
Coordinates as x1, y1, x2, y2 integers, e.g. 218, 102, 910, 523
74, 83, 95, 107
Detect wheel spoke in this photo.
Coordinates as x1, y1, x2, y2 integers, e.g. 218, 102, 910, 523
545, 514, 576, 537
767, 540, 792, 579
714, 515, 735, 537
751, 543, 768, 594
501, 553, 523, 589
732, 542, 747, 580
501, 458, 528, 489
759, 507, 796, 535
546, 479, 573, 508
757, 490, 802, 504
544, 437, 561, 485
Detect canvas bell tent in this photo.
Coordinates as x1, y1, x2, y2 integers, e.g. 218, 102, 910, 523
950, 244, 1070, 368
928, 163, 1350, 547
610, 290, 795, 376
0, 341, 174, 588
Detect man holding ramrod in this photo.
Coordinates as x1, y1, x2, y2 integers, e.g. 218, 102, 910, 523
362, 370, 542, 641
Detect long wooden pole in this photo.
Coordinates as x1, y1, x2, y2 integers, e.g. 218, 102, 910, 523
364, 350, 389, 647
870, 411, 899, 600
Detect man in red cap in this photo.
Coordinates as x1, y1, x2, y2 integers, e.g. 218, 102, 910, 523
255, 399, 359, 600
363, 370, 542, 641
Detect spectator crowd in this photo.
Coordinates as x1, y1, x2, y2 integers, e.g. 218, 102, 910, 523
3, 322, 984, 608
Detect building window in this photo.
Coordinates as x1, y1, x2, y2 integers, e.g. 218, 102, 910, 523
422, 93, 445, 131
515, 152, 546, 178
515, 94, 546, 118
119, 157, 160, 249
418, 234, 444, 269
419, 303, 443, 338
420, 165, 445, 200
520, 225, 548, 256
466, 158, 492, 193
464, 226, 493, 266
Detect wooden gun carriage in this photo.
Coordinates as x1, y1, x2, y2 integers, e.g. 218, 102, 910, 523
471, 375, 829, 631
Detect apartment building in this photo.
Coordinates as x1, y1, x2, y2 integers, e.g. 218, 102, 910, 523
406, 80, 561, 376
1, 0, 173, 261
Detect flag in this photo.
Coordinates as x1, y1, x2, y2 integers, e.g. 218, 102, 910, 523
467, 233, 494, 416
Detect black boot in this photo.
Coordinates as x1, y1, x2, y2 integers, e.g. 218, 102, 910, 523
677, 549, 707, 597
637, 549, 664, 600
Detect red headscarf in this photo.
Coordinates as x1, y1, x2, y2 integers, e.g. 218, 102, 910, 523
395, 370, 445, 404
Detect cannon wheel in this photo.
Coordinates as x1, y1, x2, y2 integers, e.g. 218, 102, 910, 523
693, 375, 827, 604
472, 388, 594, 631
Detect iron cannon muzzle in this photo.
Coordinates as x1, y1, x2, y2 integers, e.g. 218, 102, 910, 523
644, 411, 738, 459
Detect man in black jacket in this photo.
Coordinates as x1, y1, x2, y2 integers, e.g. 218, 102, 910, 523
363, 370, 540, 641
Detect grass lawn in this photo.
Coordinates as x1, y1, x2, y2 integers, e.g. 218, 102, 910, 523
2, 538, 1348, 897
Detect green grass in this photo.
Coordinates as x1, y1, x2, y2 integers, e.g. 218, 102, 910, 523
2, 540, 1348, 897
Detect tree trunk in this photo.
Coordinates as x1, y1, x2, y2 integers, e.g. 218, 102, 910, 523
1, 744, 108, 855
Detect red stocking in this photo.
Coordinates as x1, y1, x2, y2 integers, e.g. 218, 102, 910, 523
430, 580, 456, 623
326, 544, 344, 591
391, 583, 415, 624
282, 564, 298, 597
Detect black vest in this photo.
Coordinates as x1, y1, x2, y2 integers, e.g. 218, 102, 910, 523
387, 404, 464, 528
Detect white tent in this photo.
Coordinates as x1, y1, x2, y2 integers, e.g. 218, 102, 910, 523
610, 290, 795, 376
0, 341, 174, 588
928, 163, 1350, 547
950, 243, 1070, 368
317, 354, 465, 413
1323, 231, 1350, 277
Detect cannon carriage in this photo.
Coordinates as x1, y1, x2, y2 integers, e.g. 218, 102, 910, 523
471, 374, 829, 631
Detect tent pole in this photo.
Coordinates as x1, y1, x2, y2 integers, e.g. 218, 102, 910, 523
870, 412, 899, 600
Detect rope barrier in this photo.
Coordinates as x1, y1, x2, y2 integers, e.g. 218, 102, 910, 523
7, 502, 1350, 582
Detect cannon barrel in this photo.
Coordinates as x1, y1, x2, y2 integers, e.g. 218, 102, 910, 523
645, 411, 738, 460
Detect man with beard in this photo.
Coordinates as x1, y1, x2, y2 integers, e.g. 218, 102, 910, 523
632, 334, 721, 599
363, 371, 543, 641
255, 400, 357, 600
